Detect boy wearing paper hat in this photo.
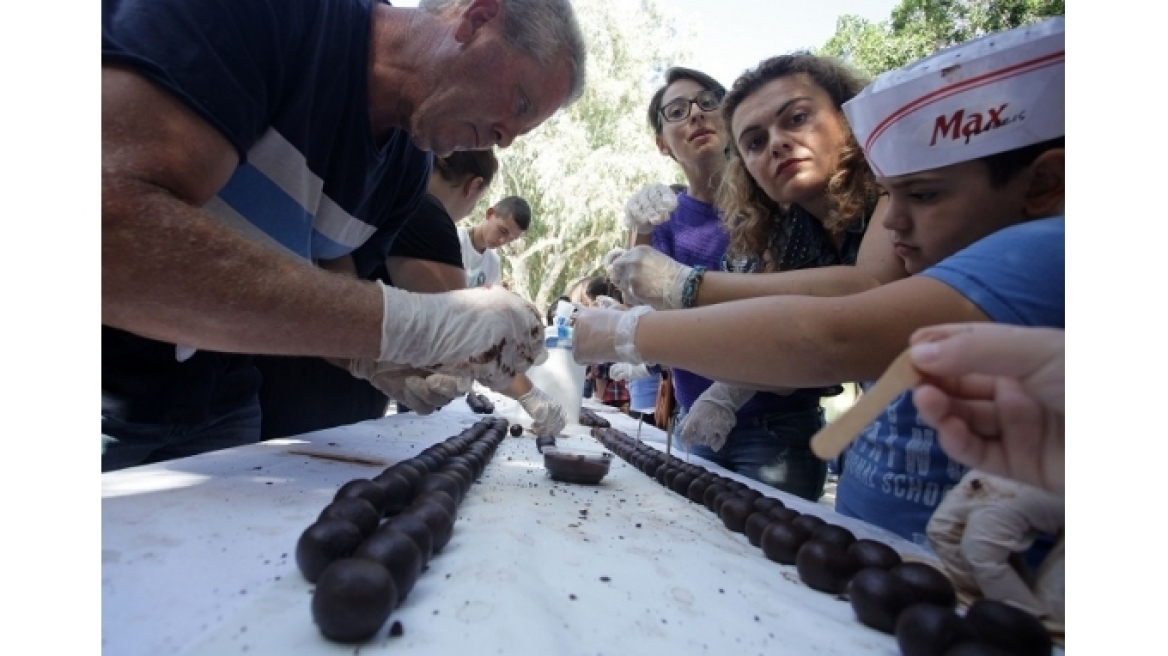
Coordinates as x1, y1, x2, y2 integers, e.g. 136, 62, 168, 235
571, 16, 1065, 546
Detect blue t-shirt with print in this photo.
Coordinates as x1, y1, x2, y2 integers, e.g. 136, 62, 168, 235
835, 217, 1065, 546
103, 0, 431, 261
102, 0, 431, 426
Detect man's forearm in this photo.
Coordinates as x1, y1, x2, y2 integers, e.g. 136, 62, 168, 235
102, 186, 383, 359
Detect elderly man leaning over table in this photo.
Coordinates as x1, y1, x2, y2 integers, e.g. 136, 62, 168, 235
102, 0, 587, 470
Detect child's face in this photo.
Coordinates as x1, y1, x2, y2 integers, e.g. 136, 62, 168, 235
482, 209, 524, 249
730, 73, 849, 214
877, 160, 1031, 274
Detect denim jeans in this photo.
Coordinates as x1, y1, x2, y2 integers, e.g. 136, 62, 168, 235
102, 395, 262, 472
679, 406, 827, 502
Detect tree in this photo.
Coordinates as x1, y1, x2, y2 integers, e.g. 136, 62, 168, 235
819, 0, 1065, 77
481, 0, 693, 315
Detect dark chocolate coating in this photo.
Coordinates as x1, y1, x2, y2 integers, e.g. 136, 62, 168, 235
382, 463, 422, 496
703, 484, 727, 511
941, 643, 1015, 656
409, 501, 455, 554
718, 496, 755, 534
352, 526, 423, 606
893, 562, 958, 609
438, 463, 474, 495
811, 523, 856, 548
769, 507, 801, 524
849, 539, 903, 571
895, 603, 974, 656
319, 497, 381, 537
384, 513, 435, 563
736, 488, 763, 505
411, 490, 457, 518
963, 599, 1052, 656
790, 513, 827, 535
414, 452, 445, 473
417, 472, 464, 505
686, 477, 710, 504
712, 490, 738, 516
295, 518, 365, 583
761, 521, 813, 565
334, 479, 389, 515
795, 539, 860, 594
753, 496, 784, 514
847, 567, 917, 634
509, 424, 523, 437
744, 512, 774, 547
370, 471, 413, 517
669, 472, 695, 496
312, 558, 397, 643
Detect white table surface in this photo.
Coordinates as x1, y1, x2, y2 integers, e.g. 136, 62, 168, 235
102, 393, 938, 656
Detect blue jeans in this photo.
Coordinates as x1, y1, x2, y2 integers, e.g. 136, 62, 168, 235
680, 406, 827, 502
102, 396, 262, 472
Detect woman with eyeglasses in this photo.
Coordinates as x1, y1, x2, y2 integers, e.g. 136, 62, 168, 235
613, 67, 828, 499
608, 58, 910, 501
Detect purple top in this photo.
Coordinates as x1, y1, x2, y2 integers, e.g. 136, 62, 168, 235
651, 194, 820, 418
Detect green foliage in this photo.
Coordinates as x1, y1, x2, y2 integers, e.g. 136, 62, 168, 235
819, 0, 1065, 77
480, 0, 690, 315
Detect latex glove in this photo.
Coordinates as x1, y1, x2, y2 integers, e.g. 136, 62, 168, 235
571, 305, 653, 365
609, 363, 651, 382
516, 387, 567, 437
348, 361, 470, 415
602, 247, 626, 268
926, 470, 1065, 619
607, 245, 692, 310
377, 281, 545, 391
592, 295, 625, 310
623, 183, 678, 235
678, 383, 756, 451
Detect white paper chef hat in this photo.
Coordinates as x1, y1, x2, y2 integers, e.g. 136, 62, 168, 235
843, 16, 1064, 178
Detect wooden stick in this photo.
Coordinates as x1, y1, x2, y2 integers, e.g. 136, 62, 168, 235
810, 350, 921, 461
286, 449, 386, 467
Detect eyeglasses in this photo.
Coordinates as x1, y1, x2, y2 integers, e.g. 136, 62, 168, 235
659, 89, 722, 124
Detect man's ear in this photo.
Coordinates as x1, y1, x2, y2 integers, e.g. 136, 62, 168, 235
453, 0, 501, 44
485, 206, 497, 221
1023, 149, 1065, 219
461, 176, 485, 199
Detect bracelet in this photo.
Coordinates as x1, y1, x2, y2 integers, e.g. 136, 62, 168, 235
681, 266, 707, 308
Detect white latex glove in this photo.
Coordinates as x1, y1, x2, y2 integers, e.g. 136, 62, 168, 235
678, 383, 756, 451
602, 248, 626, 268
516, 387, 567, 437
623, 183, 678, 235
571, 305, 653, 365
348, 361, 471, 415
592, 295, 625, 310
377, 281, 545, 391
607, 245, 692, 310
926, 470, 1065, 619
609, 363, 651, 382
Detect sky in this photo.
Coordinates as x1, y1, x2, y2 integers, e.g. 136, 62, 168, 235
389, 0, 902, 87
656, 0, 901, 86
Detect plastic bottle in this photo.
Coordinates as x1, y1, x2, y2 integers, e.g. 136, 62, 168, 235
553, 301, 574, 349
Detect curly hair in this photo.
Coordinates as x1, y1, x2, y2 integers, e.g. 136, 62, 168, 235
716, 54, 878, 262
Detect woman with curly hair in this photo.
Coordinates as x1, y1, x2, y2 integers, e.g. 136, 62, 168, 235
606, 55, 908, 500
